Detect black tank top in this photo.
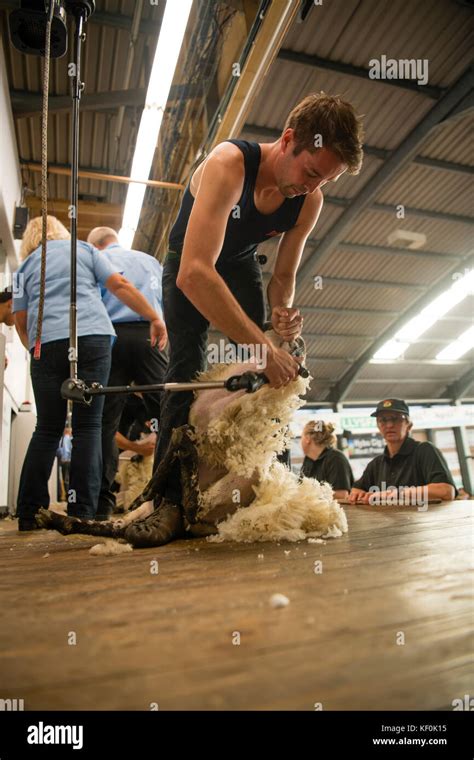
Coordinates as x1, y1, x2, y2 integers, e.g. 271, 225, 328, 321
168, 139, 306, 263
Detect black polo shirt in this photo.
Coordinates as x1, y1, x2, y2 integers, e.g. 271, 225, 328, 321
353, 436, 456, 492
300, 447, 354, 491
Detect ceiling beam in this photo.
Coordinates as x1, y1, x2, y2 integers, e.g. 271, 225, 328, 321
295, 65, 474, 285
438, 89, 474, 123
207, 0, 299, 149
310, 192, 473, 225
414, 155, 474, 175
277, 49, 443, 99
327, 253, 474, 403
442, 367, 474, 401
368, 359, 470, 366
21, 161, 184, 192
243, 123, 474, 175
10, 89, 146, 117
323, 241, 460, 262
26, 197, 123, 219
304, 355, 352, 364
10, 84, 199, 117
370, 201, 474, 226
300, 305, 397, 317
354, 378, 451, 384
314, 276, 425, 292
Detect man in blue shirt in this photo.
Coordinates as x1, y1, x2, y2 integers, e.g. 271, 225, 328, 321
87, 227, 168, 519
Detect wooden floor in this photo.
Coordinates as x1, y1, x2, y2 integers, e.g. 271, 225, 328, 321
0, 500, 472, 711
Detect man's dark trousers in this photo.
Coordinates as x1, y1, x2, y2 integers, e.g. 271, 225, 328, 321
98, 321, 168, 517
155, 252, 266, 506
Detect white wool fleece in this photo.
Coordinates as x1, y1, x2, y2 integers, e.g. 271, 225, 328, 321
208, 462, 348, 543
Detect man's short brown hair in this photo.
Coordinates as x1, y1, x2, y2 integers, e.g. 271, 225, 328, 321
283, 92, 364, 174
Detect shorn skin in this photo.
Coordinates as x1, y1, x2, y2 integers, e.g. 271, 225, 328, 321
37, 333, 348, 546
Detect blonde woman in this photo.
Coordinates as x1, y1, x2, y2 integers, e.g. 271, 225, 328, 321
12, 216, 167, 531
300, 420, 354, 500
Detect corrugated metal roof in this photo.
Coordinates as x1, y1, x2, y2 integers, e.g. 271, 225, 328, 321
420, 118, 474, 164
358, 361, 470, 381
347, 379, 451, 401
297, 280, 417, 312
315, 248, 451, 284
283, 0, 473, 87
343, 210, 472, 257
376, 164, 474, 216
304, 334, 370, 359
300, 310, 394, 336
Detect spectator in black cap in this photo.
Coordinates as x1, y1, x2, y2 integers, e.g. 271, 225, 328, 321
349, 398, 456, 504
0, 287, 14, 326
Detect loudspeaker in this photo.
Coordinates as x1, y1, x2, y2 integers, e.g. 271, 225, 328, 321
9, 1, 68, 58
13, 206, 29, 239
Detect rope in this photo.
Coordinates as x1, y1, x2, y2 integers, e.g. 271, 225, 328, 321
33, 2, 54, 360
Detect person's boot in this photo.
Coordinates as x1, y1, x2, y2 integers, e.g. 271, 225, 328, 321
18, 516, 41, 531
124, 499, 185, 548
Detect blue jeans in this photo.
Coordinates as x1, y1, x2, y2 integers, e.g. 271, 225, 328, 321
17, 335, 111, 520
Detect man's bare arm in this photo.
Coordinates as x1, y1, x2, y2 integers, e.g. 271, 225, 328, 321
268, 190, 323, 339
268, 190, 323, 309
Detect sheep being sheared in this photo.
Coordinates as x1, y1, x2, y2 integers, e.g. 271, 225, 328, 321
36, 332, 348, 547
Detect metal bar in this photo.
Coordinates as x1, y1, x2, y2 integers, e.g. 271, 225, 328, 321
368, 359, 470, 366
69, 10, 85, 383
305, 355, 352, 363
326, 398, 467, 406
327, 241, 460, 262
442, 367, 474, 401
277, 49, 443, 99
354, 378, 446, 384
90, 380, 230, 395
319, 277, 425, 292
371, 201, 474, 226
10, 84, 201, 116
322, 196, 474, 225
300, 305, 398, 317
22, 161, 185, 191
453, 421, 474, 494
414, 155, 474, 175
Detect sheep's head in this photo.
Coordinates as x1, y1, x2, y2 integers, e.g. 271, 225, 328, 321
264, 327, 306, 363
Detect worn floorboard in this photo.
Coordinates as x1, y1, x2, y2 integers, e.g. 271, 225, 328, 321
0, 501, 472, 710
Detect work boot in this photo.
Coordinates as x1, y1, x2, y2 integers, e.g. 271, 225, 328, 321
124, 499, 185, 548
18, 517, 41, 532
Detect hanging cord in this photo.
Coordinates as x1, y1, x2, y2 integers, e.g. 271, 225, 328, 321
33, 1, 55, 360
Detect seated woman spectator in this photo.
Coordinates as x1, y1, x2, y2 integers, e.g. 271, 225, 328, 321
12, 215, 167, 530
300, 420, 354, 500
349, 399, 456, 504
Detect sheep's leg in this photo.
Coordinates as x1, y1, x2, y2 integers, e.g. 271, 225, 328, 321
176, 425, 201, 525
35, 507, 126, 538
126, 426, 187, 512
121, 427, 192, 548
